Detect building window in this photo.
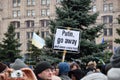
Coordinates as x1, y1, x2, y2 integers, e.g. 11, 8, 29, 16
103, 4, 108, 12
103, 16, 107, 23
13, 0, 21, 7
41, 31, 49, 38
103, 3, 113, 12
41, 31, 45, 38
46, 31, 49, 37
13, 10, 20, 18
11, 21, 20, 28
41, 0, 50, 5
27, 10, 35, 16
108, 28, 113, 36
109, 16, 113, 23
15, 32, 20, 39
27, 10, 31, 16
102, 15, 113, 24
32, 0, 35, 5
92, 5, 96, 12
41, 9, 46, 16
41, 0, 46, 5
41, 9, 50, 16
27, 0, 31, 5
109, 3, 113, 11
26, 20, 34, 27
103, 28, 107, 36
40, 20, 49, 27
27, 32, 33, 39
103, 28, 113, 36
27, 0, 35, 6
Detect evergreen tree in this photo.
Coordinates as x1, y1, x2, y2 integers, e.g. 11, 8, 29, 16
114, 16, 120, 43
45, 0, 106, 62
26, 40, 43, 65
27, 31, 43, 64
0, 24, 21, 62
27, 31, 60, 65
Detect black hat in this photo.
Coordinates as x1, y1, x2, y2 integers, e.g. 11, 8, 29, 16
0, 62, 7, 73
34, 61, 52, 75
69, 69, 85, 80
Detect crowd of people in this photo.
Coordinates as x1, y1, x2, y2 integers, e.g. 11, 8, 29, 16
1, 46, 120, 80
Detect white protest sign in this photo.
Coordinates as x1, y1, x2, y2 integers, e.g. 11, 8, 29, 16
53, 28, 80, 51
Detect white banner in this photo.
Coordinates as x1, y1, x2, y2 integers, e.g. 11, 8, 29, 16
53, 28, 80, 51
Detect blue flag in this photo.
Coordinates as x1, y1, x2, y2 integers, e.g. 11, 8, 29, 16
101, 37, 104, 44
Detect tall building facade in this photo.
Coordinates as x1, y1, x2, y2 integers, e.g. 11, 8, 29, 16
0, 0, 60, 55
0, 0, 119, 56
91, 0, 120, 52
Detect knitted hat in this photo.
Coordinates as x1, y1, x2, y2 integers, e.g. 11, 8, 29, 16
0, 62, 7, 73
110, 46, 120, 68
107, 68, 120, 80
10, 59, 28, 70
81, 73, 107, 80
58, 62, 70, 75
34, 61, 52, 75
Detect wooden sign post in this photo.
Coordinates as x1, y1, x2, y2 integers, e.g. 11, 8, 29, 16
62, 50, 67, 62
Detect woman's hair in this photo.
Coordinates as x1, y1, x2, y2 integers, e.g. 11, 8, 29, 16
70, 62, 80, 70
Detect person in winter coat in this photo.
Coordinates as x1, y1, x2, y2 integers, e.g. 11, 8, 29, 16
58, 62, 71, 80
34, 61, 53, 80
